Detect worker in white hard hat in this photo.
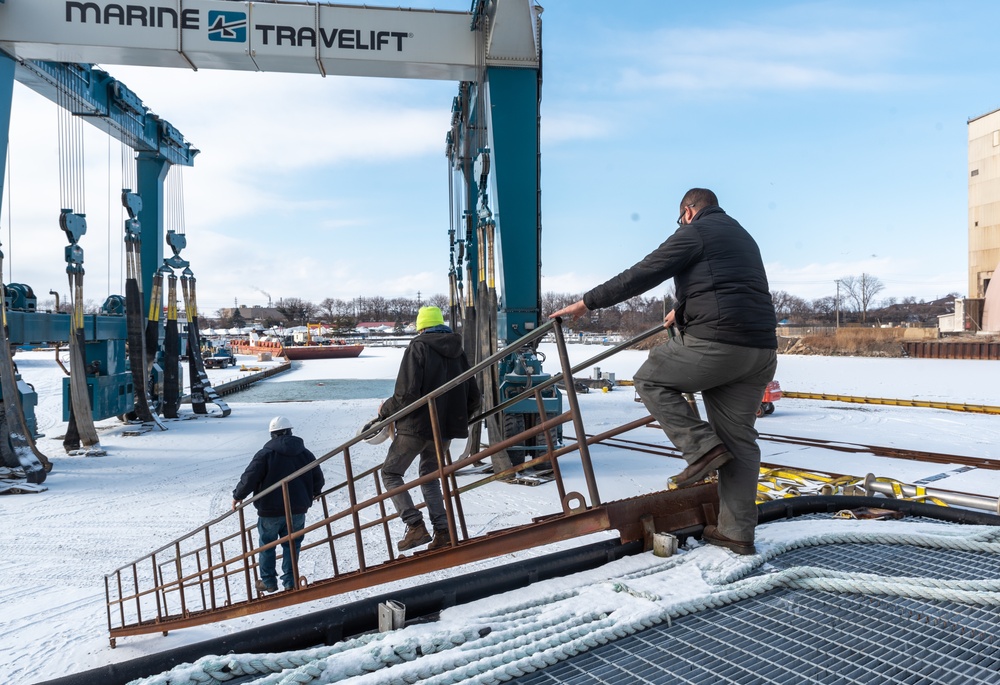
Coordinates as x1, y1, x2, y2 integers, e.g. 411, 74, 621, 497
232, 416, 325, 593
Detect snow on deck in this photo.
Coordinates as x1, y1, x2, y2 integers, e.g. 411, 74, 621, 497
3, 345, 1000, 683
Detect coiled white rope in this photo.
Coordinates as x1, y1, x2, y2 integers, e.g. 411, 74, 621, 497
127, 521, 1000, 685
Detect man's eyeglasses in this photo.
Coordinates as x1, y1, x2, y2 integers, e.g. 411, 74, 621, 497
677, 205, 694, 226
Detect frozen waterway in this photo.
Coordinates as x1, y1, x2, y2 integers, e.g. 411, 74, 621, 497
225, 377, 396, 403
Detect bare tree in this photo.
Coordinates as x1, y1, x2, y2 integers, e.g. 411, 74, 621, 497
541, 292, 582, 319
811, 296, 836, 323
427, 293, 449, 311
770, 290, 797, 322
317, 297, 340, 322
276, 298, 317, 325
840, 273, 885, 323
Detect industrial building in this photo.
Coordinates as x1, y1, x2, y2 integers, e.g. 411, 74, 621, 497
967, 109, 1000, 331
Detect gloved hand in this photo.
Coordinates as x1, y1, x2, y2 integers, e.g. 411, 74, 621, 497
362, 418, 380, 434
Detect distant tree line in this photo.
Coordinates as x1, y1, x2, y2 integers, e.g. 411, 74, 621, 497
547, 273, 958, 333
769, 273, 957, 327
211, 294, 450, 331
203, 272, 959, 333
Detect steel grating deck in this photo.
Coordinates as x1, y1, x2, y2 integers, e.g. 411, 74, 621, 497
516, 525, 1000, 685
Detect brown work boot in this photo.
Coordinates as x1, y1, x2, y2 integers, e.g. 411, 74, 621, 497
427, 528, 453, 551
672, 444, 732, 487
255, 579, 278, 593
397, 522, 432, 551
702, 524, 756, 556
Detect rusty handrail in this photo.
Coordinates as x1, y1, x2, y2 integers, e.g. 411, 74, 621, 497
105, 319, 586, 638
103, 320, 695, 646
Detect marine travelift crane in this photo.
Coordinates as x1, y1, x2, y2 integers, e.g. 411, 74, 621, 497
0, 0, 557, 454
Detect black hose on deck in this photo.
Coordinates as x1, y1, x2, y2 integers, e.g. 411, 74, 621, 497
758, 494, 1000, 526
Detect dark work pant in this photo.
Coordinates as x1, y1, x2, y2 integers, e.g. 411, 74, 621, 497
634, 335, 777, 541
257, 513, 306, 590
381, 433, 450, 531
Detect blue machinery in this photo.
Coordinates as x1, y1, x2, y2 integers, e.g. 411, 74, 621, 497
0, 55, 197, 435
0, 0, 559, 457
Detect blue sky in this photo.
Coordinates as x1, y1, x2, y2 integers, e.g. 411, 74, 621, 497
4, 0, 999, 316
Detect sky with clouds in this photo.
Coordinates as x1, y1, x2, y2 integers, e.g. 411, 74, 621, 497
3, 0, 999, 316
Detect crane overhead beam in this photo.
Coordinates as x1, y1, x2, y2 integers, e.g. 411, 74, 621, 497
0, 1, 539, 81
12, 58, 197, 166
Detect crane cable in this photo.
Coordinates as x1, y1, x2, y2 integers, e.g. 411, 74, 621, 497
57, 68, 102, 453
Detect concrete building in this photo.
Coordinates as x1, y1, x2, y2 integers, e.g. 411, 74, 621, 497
968, 109, 1000, 299
218, 305, 285, 324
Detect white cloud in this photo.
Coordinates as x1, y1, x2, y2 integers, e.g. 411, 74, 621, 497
541, 271, 614, 297
540, 110, 609, 145
614, 24, 913, 94
766, 257, 965, 301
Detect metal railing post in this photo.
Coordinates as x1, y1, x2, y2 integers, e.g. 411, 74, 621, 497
373, 473, 396, 562
237, 506, 253, 599
534, 388, 566, 502
552, 320, 601, 506
343, 446, 367, 572
282, 482, 301, 590
428, 398, 458, 547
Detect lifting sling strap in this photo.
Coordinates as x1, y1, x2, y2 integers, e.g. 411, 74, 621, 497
122, 191, 164, 428
161, 269, 180, 419
180, 272, 231, 418
144, 268, 163, 411
61, 210, 103, 453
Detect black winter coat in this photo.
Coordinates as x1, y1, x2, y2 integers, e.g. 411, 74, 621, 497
232, 434, 325, 517
378, 331, 481, 440
583, 207, 777, 349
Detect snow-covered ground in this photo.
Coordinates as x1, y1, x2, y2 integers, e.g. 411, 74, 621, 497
3, 343, 1000, 684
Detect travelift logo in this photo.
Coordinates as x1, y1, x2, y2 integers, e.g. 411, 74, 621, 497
63, 2, 412, 52
207, 10, 247, 43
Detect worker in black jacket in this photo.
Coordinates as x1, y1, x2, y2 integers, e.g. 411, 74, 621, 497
374, 306, 480, 552
232, 416, 325, 592
551, 188, 777, 556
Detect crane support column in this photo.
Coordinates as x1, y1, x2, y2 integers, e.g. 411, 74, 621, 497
485, 66, 541, 342
136, 153, 170, 318
0, 51, 13, 221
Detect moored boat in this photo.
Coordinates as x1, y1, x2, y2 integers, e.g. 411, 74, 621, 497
229, 332, 363, 360
281, 343, 364, 360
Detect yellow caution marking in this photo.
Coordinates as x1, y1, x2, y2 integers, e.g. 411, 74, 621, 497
781, 391, 1000, 415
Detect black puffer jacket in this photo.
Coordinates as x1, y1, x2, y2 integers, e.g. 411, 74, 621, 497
232, 434, 324, 517
583, 206, 777, 349
379, 330, 481, 440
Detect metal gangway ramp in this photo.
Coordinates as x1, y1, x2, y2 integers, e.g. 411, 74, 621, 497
104, 321, 714, 646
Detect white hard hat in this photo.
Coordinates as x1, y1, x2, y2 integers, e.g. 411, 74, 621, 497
269, 416, 293, 433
